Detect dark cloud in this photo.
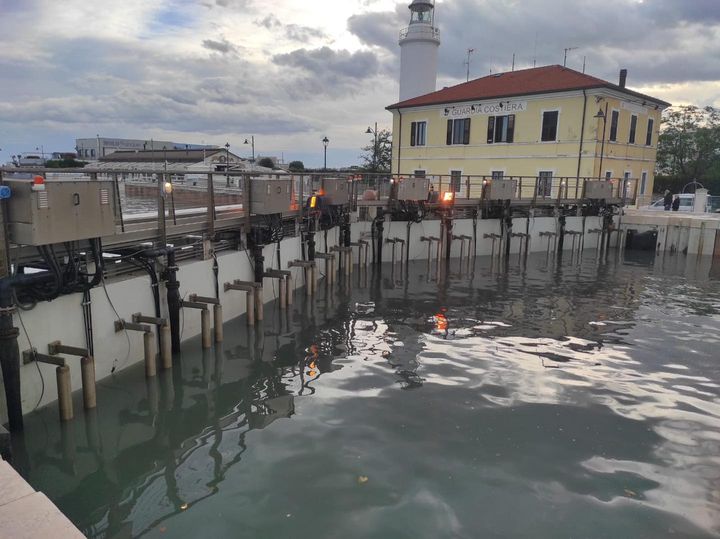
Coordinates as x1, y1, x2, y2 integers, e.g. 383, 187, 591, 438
273, 47, 379, 79
255, 14, 327, 43
348, 7, 404, 51
202, 38, 237, 54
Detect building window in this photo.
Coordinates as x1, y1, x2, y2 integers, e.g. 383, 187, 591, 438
646, 118, 654, 146
491, 171, 504, 181
609, 110, 619, 142
629, 115, 638, 144
605, 171, 612, 180
90, 149, 95, 158
410, 121, 427, 146
450, 170, 462, 193
446, 118, 471, 145
538, 171, 553, 197
413, 170, 426, 178
540, 111, 559, 142
487, 115, 515, 144
640, 171, 648, 195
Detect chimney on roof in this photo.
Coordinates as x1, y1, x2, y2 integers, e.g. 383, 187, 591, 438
619, 69, 628, 88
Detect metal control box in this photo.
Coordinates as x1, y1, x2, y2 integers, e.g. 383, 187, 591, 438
4, 179, 117, 246
584, 180, 613, 199
396, 177, 430, 201
486, 179, 517, 200
249, 179, 293, 214
322, 178, 350, 205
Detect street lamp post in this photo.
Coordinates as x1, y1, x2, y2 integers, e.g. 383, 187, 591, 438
322, 136, 329, 171
244, 137, 255, 163
225, 142, 231, 186
594, 103, 609, 181
365, 123, 378, 173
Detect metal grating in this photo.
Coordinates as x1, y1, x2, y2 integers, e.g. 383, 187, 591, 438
37, 191, 49, 209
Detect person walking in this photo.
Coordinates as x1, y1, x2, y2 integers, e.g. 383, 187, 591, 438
663, 190, 673, 211
672, 195, 681, 212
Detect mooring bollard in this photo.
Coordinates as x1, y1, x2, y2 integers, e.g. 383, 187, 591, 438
48, 340, 97, 410
24, 349, 74, 422
160, 325, 172, 369
143, 331, 157, 377
288, 260, 316, 297
132, 313, 169, 369
56, 364, 73, 422
224, 281, 257, 326
214, 304, 223, 342
314, 253, 336, 286
181, 298, 212, 349
188, 295, 223, 342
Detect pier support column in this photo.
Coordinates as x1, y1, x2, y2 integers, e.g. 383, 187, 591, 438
144, 331, 157, 378
201, 309, 212, 349
0, 284, 23, 432
165, 251, 182, 355
160, 325, 172, 369
213, 304, 224, 343
56, 365, 73, 422
80, 356, 97, 410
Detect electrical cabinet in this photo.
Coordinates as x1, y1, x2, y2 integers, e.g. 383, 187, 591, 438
3, 178, 117, 245
396, 177, 430, 201
249, 179, 293, 214
322, 178, 350, 205
584, 181, 613, 199
486, 179, 517, 200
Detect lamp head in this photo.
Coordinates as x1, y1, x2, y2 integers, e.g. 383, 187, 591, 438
594, 109, 606, 119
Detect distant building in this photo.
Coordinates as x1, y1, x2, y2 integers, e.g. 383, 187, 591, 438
95, 148, 273, 185
387, 66, 671, 204
75, 137, 217, 160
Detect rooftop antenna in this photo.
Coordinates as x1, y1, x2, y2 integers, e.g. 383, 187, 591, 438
512, 53, 516, 72
533, 31, 538, 67
465, 48, 475, 82
563, 46, 578, 67
582, 55, 587, 73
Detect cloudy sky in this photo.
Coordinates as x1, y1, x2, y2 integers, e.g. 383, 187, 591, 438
0, 0, 718, 167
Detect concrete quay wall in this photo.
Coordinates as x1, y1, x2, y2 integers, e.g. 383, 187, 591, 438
0, 216, 601, 424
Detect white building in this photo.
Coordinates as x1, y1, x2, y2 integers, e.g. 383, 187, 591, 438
399, 0, 440, 101
75, 137, 216, 160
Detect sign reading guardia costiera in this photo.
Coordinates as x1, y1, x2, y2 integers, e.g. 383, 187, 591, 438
442, 101, 528, 118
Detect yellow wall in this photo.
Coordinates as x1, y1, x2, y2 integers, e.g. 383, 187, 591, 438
390, 89, 663, 204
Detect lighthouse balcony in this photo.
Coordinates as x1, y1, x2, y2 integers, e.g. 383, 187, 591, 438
399, 25, 440, 42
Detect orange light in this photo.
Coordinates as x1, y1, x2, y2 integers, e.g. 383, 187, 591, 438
442, 191, 454, 202
317, 187, 326, 196
310, 196, 317, 209
435, 314, 448, 331
33, 175, 44, 185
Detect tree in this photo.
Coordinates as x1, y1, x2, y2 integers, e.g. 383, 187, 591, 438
288, 160, 305, 172
360, 129, 392, 173
257, 157, 275, 169
657, 105, 720, 184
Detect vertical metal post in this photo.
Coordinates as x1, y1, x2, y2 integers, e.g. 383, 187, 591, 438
57, 365, 73, 422
166, 250, 181, 354
80, 356, 97, 410
201, 308, 212, 349
160, 325, 172, 369
0, 284, 22, 432
144, 331, 157, 378
213, 304, 224, 343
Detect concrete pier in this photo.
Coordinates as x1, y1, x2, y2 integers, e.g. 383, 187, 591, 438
0, 457, 84, 538
620, 210, 720, 256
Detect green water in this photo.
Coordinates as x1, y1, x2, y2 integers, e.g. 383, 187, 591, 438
13, 251, 720, 538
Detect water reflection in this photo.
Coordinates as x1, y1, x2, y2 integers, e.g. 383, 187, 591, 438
15, 251, 720, 538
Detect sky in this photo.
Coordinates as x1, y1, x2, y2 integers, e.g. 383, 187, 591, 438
0, 0, 718, 168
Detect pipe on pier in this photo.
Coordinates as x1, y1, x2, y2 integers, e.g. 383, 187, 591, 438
57, 365, 73, 422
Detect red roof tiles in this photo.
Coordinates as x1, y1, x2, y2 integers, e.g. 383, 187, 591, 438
387, 65, 670, 109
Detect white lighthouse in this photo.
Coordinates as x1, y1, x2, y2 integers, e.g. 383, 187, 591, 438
398, 0, 440, 101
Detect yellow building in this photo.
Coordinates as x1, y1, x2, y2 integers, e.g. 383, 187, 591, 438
387, 65, 670, 205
